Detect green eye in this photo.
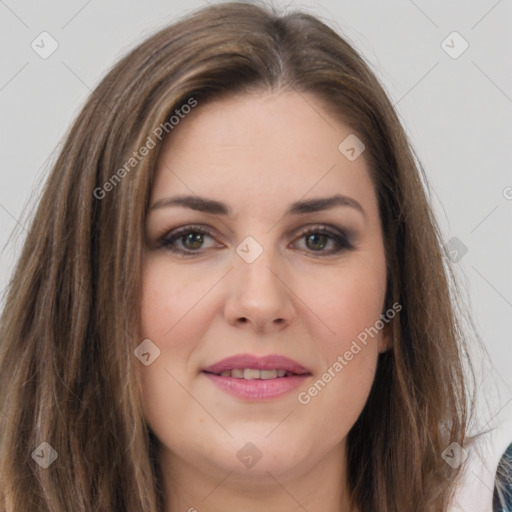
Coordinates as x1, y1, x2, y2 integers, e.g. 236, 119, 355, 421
158, 225, 216, 255
158, 224, 353, 256
305, 233, 329, 251
181, 232, 205, 250
295, 227, 353, 255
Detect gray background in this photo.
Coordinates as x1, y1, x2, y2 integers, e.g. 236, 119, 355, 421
1, 0, 511, 503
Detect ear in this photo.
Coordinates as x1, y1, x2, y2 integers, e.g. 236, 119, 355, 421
378, 322, 393, 353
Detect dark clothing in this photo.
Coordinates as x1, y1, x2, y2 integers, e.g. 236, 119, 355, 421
494, 443, 512, 512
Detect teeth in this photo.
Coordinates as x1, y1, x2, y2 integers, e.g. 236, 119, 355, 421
244, 368, 261, 380
260, 369, 278, 380
216, 368, 293, 379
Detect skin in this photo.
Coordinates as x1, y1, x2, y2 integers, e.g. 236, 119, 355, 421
140, 90, 391, 512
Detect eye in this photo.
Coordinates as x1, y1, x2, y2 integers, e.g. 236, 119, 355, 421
157, 224, 353, 256
292, 225, 353, 255
157, 225, 221, 255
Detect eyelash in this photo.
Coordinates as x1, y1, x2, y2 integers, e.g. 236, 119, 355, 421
156, 224, 354, 257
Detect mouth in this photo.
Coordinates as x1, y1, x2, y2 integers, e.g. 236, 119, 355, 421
201, 354, 312, 400
203, 368, 308, 379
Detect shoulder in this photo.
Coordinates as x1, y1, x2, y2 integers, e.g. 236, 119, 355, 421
493, 442, 512, 511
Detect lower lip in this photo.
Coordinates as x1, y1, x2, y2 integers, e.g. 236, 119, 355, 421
202, 372, 310, 401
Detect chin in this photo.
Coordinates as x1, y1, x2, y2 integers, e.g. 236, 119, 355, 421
208, 433, 319, 481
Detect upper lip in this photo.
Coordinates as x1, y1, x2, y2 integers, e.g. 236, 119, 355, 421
202, 353, 311, 375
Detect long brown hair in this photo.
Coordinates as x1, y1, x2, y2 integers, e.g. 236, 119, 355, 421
0, 2, 477, 510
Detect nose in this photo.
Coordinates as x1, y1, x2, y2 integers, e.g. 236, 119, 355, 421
223, 243, 295, 334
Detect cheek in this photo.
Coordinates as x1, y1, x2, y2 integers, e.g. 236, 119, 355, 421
293, 253, 386, 425
298, 255, 387, 349
297, 286, 381, 443
138, 261, 205, 421
140, 258, 216, 340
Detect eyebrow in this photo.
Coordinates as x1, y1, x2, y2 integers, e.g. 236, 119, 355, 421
149, 193, 365, 217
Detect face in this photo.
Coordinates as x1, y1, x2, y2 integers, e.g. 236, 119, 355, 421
140, 91, 390, 486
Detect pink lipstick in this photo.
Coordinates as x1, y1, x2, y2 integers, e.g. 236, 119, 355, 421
202, 353, 312, 401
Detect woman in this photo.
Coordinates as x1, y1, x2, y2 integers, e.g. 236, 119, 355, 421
0, 1, 484, 510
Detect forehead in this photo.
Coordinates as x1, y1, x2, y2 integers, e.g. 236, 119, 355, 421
151, 91, 377, 219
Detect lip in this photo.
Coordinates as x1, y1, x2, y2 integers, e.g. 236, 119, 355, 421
202, 353, 311, 401
202, 353, 310, 375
